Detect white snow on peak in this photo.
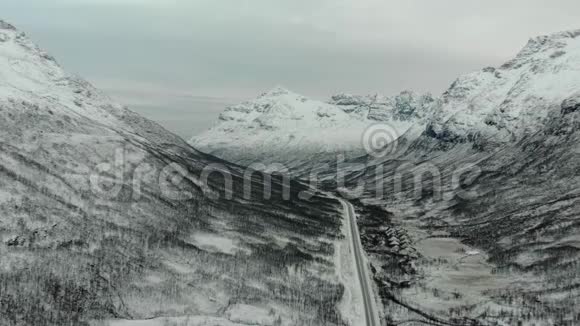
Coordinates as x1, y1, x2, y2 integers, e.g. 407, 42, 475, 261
192, 87, 369, 165
0, 20, 189, 155
191, 28, 580, 165
429, 28, 580, 146
191, 87, 434, 166
0, 21, 193, 149
191, 28, 580, 164
259, 85, 295, 98
0, 22, 128, 129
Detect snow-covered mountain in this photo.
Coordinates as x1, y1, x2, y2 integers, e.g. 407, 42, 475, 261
7, 14, 580, 325
341, 29, 580, 325
191, 87, 435, 170
0, 21, 349, 326
425, 29, 580, 150
190, 26, 580, 324
194, 29, 580, 168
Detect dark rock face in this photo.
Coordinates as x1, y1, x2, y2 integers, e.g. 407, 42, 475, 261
562, 95, 580, 115
424, 123, 464, 144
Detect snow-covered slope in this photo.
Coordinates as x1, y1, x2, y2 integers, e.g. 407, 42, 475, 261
339, 29, 580, 325
426, 29, 580, 149
191, 87, 435, 170
0, 21, 348, 326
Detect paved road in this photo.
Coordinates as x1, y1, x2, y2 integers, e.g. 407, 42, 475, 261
340, 199, 381, 326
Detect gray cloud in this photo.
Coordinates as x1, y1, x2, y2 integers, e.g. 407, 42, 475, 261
3, 0, 580, 137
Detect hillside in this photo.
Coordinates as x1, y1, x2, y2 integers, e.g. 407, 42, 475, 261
0, 21, 349, 326
344, 29, 580, 325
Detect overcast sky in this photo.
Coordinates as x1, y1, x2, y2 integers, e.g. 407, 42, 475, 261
4, 1, 580, 138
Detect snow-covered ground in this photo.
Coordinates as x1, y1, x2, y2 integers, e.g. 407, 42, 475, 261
188, 232, 250, 255
94, 314, 263, 326
96, 305, 279, 326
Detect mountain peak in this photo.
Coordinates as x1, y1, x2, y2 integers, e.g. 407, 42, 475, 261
429, 26, 580, 149
533, 28, 580, 42
259, 85, 295, 98
506, 28, 580, 65
0, 20, 58, 64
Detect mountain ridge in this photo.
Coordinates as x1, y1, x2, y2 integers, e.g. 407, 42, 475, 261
191, 86, 434, 171
192, 27, 580, 167
0, 20, 349, 326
